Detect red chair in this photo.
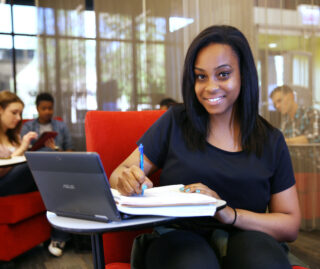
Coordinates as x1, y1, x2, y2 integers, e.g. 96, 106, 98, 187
0, 116, 64, 261
85, 110, 165, 268
0, 189, 51, 261
84, 110, 309, 269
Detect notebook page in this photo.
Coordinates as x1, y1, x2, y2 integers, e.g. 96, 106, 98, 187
111, 184, 217, 207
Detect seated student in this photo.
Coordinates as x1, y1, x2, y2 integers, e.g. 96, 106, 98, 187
270, 85, 320, 171
159, 97, 178, 110
270, 85, 320, 145
110, 25, 301, 269
0, 91, 38, 195
0, 90, 67, 257
21, 92, 73, 256
21, 92, 73, 151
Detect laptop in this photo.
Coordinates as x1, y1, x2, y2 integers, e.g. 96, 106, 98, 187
25, 151, 125, 223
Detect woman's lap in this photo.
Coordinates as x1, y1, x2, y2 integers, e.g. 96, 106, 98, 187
223, 230, 291, 269
145, 229, 220, 269
142, 229, 291, 269
0, 163, 37, 196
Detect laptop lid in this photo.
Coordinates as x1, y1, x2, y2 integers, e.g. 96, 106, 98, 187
25, 151, 122, 222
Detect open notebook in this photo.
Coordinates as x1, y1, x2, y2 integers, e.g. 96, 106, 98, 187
112, 184, 226, 217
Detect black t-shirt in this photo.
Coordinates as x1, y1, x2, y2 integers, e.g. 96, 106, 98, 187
138, 105, 295, 213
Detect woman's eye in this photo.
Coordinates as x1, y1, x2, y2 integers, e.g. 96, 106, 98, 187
219, 72, 230, 79
195, 74, 206, 80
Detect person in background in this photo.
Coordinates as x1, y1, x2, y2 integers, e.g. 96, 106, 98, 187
110, 25, 300, 269
270, 85, 320, 172
0, 90, 68, 257
159, 97, 178, 110
21, 92, 73, 256
21, 92, 73, 151
270, 85, 320, 145
0, 91, 38, 195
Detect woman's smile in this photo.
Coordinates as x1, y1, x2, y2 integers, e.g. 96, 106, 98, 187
204, 95, 226, 105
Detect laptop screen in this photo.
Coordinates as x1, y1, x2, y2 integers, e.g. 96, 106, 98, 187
25, 151, 122, 222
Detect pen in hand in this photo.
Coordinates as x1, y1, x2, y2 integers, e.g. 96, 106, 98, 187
139, 143, 147, 195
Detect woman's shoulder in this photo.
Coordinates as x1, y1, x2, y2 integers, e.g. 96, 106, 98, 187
148, 104, 185, 134
257, 116, 285, 144
260, 119, 285, 147
166, 103, 186, 121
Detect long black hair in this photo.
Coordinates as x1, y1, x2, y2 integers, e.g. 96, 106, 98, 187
181, 25, 273, 156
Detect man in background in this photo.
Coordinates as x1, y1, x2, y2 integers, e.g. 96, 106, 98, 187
21, 92, 73, 256
270, 85, 320, 172
21, 92, 73, 151
270, 85, 320, 145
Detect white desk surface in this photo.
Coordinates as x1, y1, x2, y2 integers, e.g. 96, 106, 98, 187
47, 211, 175, 234
0, 156, 26, 167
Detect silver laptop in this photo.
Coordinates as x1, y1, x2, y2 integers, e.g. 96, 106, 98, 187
25, 151, 124, 223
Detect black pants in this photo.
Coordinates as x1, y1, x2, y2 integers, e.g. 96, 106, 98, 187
144, 229, 291, 269
0, 163, 37, 196
0, 162, 70, 242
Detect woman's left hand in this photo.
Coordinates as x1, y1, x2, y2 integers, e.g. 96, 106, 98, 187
180, 183, 222, 200
180, 183, 235, 224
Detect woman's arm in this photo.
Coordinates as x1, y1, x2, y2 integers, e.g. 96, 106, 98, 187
110, 147, 158, 196
11, 131, 38, 157
232, 185, 300, 242
184, 183, 300, 242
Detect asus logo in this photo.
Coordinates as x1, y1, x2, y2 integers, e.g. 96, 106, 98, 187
62, 184, 75, 190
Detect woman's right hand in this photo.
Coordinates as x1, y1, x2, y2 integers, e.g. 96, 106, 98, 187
20, 131, 38, 151
116, 164, 153, 196
12, 131, 38, 157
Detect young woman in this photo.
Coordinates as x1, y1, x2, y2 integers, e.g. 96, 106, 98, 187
0, 90, 69, 257
0, 90, 38, 195
110, 25, 301, 269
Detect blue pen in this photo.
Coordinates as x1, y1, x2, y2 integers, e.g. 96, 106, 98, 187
139, 143, 144, 172
139, 144, 147, 195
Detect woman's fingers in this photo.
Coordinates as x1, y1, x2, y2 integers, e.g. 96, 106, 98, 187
117, 165, 146, 196
180, 183, 220, 199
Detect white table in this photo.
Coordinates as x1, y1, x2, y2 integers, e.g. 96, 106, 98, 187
47, 200, 226, 269
46, 211, 174, 269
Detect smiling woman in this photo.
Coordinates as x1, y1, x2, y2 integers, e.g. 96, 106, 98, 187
109, 25, 301, 269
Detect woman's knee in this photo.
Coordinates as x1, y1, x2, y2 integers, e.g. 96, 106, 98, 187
145, 230, 220, 269
224, 230, 291, 269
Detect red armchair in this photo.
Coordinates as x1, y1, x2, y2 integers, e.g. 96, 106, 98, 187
0, 117, 64, 261
0, 192, 51, 261
84, 110, 309, 269
85, 110, 165, 268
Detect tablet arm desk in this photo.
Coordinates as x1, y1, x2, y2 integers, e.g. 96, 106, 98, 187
46, 211, 174, 269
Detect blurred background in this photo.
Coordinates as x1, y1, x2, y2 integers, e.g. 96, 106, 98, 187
0, 0, 319, 230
